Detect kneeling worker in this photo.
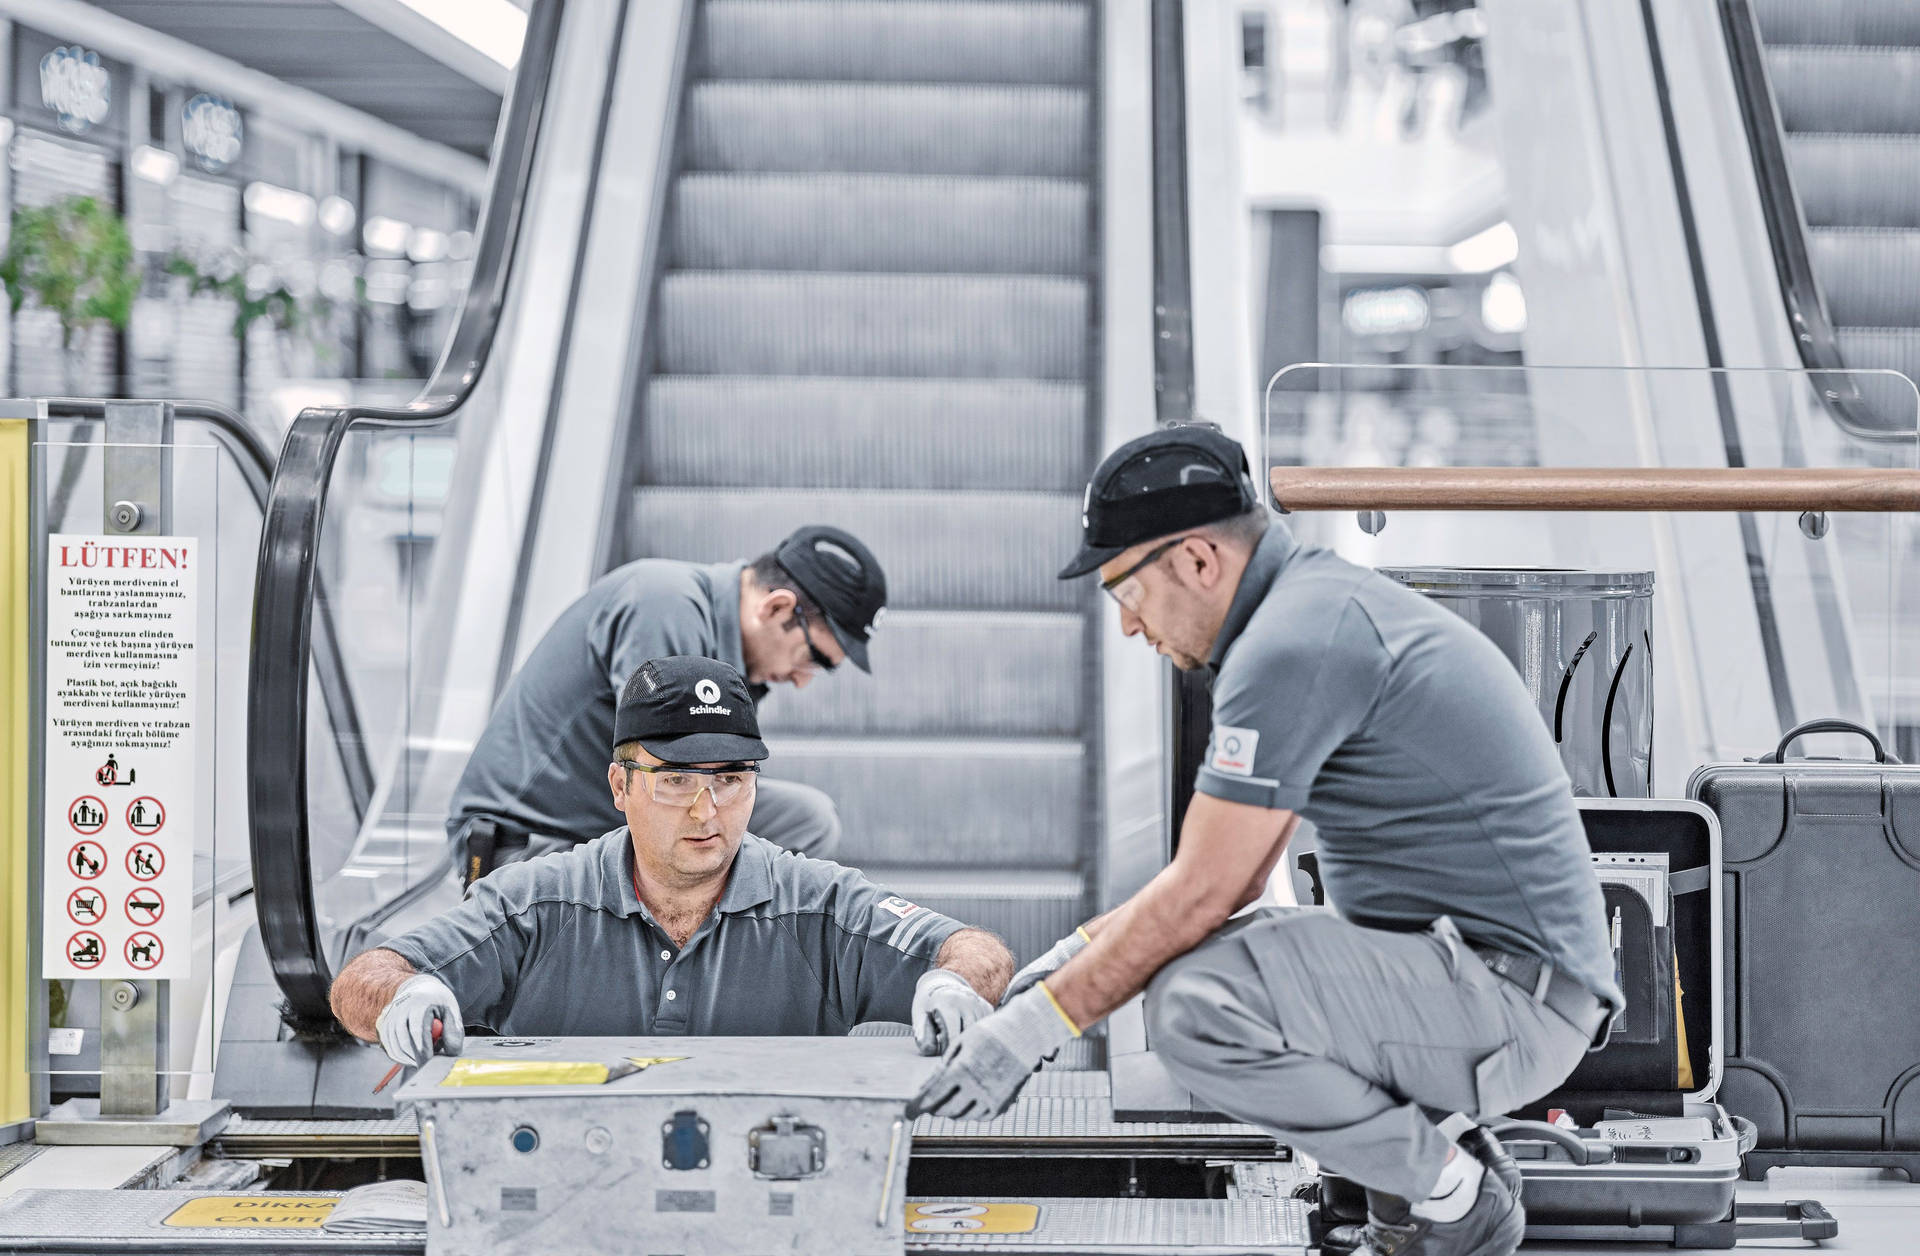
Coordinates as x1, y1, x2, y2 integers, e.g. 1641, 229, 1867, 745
334, 656, 1012, 1063
450, 525, 888, 876
913, 426, 1622, 1256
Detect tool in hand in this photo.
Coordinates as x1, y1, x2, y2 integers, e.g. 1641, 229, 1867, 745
372, 1017, 442, 1094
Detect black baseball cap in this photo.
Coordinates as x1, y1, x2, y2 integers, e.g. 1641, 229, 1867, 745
775, 525, 888, 674
614, 656, 768, 764
1058, 424, 1260, 579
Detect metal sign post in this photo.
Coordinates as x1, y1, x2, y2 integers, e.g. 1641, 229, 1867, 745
34, 400, 227, 1146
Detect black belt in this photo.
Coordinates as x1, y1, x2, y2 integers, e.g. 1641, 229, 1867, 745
1471, 945, 1614, 1049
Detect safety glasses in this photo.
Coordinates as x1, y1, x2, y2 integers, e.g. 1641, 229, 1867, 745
792, 601, 839, 672
1099, 537, 1186, 611
616, 761, 760, 808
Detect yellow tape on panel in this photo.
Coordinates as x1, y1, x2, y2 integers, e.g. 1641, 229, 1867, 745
0, 420, 27, 1125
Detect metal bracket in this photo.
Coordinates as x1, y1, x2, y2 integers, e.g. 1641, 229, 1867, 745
748, 1115, 826, 1179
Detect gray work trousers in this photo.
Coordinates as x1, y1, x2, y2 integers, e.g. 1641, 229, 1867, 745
748, 777, 841, 859
1145, 908, 1592, 1203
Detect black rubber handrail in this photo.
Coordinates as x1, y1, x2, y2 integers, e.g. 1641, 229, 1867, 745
39, 398, 375, 825
248, 0, 566, 1025
1720, 0, 1915, 444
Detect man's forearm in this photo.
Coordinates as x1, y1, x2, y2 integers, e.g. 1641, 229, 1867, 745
936, 928, 1015, 1003
1046, 865, 1230, 1030
331, 948, 418, 1041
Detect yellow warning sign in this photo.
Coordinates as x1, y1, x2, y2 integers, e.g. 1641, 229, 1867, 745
441, 1056, 686, 1087
162, 1196, 336, 1228
905, 1202, 1042, 1234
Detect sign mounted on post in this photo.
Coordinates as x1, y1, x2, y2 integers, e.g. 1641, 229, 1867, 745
40, 535, 196, 980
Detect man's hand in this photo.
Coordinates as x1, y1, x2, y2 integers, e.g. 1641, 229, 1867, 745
1000, 926, 1092, 1006
907, 985, 1076, 1120
912, 969, 994, 1056
374, 974, 465, 1067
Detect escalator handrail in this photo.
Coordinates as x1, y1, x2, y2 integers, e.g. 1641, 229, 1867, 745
39, 398, 375, 825
1719, 0, 1914, 444
248, 0, 567, 1025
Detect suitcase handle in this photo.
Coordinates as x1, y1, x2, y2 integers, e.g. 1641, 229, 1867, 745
1758, 718, 1900, 765
1488, 1119, 1613, 1166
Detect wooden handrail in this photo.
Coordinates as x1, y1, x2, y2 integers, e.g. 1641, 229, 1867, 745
1268, 466, 1920, 512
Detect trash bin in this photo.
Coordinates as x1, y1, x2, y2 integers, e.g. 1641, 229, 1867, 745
1379, 567, 1654, 797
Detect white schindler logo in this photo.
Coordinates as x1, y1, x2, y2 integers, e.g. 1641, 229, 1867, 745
694, 679, 721, 704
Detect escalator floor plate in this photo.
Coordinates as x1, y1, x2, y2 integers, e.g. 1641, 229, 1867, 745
0, 1191, 1309, 1254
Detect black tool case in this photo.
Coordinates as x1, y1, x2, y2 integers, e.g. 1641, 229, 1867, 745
1689, 718, 1920, 1181
1314, 799, 1837, 1247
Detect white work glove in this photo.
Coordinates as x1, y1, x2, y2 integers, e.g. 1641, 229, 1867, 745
912, 969, 994, 1056
374, 974, 465, 1067
907, 985, 1078, 1120
1001, 926, 1092, 1006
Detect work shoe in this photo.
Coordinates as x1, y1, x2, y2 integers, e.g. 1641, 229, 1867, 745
1457, 1122, 1523, 1201
1321, 1166, 1525, 1256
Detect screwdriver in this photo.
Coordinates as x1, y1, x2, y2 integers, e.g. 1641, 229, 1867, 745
372, 1017, 442, 1094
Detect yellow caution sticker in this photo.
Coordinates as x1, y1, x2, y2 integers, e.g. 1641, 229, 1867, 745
162, 1196, 336, 1228
440, 1056, 686, 1087
905, 1202, 1042, 1234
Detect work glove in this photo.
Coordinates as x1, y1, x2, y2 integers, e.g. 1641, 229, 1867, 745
907, 985, 1078, 1120
1001, 925, 1092, 1006
912, 969, 995, 1056
374, 974, 465, 1067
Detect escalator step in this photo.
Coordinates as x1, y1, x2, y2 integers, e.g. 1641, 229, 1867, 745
686, 81, 1090, 176
629, 485, 1082, 610
669, 173, 1089, 274
657, 271, 1088, 377
1767, 47, 1920, 134
638, 376, 1085, 491
774, 735, 1086, 868
852, 865, 1087, 964
1809, 228, 1920, 324
1753, 0, 1920, 48
1787, 134, 1920, 229
755, 609, 1085, 737
700, 0, 1091, 85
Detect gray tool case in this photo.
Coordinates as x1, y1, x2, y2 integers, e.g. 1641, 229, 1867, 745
1689, 718, 1920, 1181
1314, 799, 1837, 1247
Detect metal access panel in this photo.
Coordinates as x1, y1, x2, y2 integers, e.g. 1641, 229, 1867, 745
396, 1036, 927, 1256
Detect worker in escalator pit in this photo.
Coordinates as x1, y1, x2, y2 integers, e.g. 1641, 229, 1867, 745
331, 655, 1012, 1063
448, 525, 887, 883
910, 426, 1625, 1256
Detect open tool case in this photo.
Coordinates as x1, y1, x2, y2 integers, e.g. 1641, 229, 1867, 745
1314, 800, 1836, 1247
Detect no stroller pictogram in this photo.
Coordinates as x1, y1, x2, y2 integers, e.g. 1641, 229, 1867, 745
67, 841, 107, 880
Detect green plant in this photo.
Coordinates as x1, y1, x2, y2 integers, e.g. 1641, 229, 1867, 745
0, 196, 140, 349
165, 252, 349, 370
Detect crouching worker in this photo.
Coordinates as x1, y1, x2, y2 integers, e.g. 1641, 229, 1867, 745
332, 655, 1012, 1065
911, 427, 1624, 1256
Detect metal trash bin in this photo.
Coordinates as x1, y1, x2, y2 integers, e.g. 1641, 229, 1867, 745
1379, 567, 1654, 797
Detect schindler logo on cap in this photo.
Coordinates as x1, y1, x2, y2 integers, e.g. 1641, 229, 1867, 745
691, 677, 730, 716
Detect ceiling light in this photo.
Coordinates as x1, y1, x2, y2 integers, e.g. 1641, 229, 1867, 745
408, 228, 449, 263
1343, 286, 1431, 337
245, 182, 316, 227
396, 0, 526, 69
132, 145, 179, 186
318, 195, 357, 237
363, 216, 412, 256
1481, 271, 1528, 335
1448, 221, 1519, 273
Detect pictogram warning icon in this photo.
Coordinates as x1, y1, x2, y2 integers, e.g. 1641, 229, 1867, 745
127, 842, 164, 881
125, 888, 165, 926
68, 931, 104, 969
67, 796, 107, 835
126, 796, 165, 835
95, 753, 135, 787
68, 841, 107, 880
65, 887, 104, 925
125, 932, 163, 970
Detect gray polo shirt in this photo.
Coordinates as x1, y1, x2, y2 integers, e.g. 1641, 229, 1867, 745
382, 831, 967, 1035
1198, 522, 1623, 1014
448, 559, 759, 841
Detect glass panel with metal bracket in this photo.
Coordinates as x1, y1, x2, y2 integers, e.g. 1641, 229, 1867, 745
1263, 363, 1919, 792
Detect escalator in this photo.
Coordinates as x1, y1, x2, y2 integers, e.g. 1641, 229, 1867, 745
623, 0, 1100, 959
